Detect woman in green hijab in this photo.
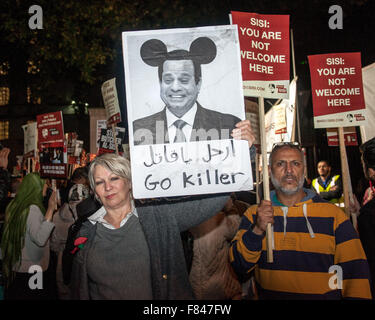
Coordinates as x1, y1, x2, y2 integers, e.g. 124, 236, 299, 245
1, 172, 57, 300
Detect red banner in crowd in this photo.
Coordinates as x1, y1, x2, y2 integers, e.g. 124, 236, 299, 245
231, 11, 290, 99
37, 111, 64, 146
326, 127, 358, 146
308, 52, 366, 128
36, 111, 67, 178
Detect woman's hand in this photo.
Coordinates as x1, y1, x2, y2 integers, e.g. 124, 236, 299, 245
48, 189, 57, 209
231, 119, 256, 148
363, 187, 374, 206
349, 194, 361, 216
0, 147, 10, 169
45, 190, 57, 222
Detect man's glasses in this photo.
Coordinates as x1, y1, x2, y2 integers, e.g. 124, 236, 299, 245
271, 141, 301, 151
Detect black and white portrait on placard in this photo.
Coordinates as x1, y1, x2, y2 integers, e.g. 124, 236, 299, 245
122, 25, 253, 198
123, 26, 245, 145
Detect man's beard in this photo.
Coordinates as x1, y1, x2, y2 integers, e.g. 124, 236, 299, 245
270, 171, 305, 195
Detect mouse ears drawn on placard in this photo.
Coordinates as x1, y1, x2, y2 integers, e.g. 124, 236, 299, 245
140, 37, 217, 67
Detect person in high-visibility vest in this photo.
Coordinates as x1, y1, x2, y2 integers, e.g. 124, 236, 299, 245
311, 160, 344, 207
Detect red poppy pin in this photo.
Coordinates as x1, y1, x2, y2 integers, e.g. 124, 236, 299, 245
71, 237, 88, 254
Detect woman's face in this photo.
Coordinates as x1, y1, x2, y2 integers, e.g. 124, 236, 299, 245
93, 164, 131, 210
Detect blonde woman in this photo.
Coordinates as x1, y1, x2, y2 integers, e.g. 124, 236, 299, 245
71, 120, 254, 299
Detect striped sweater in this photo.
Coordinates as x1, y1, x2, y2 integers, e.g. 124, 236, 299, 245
229, 188, 372, 299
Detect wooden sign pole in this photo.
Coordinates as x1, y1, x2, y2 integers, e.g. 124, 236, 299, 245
290, 29, 301, 143
51, 179, 58, 211
338, 127, 357, 230
259, 97, 273, 263
255, 153, 260, 204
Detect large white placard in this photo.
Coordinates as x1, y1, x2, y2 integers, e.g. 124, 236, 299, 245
122, 25, 253, 198
362, 62, 375, 141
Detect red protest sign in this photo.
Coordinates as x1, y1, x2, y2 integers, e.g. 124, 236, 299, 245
308, 52, 366, 128
37, 111, 67, 178
231, 11, 290, 99
37, 111, 64, 147
326, 127, 358, 146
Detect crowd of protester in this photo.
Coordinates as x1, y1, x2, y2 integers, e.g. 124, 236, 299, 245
0, 134, 375, 300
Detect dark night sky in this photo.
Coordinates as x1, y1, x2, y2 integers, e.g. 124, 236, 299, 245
189, 0, 375, 184
2, 0, 374, 183
207, 0, 375, 91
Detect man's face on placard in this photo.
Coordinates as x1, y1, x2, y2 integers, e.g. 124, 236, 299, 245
160, 59, 201, 118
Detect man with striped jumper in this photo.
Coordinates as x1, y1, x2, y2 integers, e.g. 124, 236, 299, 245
230, 142, 371, 299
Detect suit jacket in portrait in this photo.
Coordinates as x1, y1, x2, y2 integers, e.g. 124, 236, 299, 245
132, 103, 241, 145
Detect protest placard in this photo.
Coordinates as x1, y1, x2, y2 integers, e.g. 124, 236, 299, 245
98, 127, 125, 155
65, 132, 78, 159
96, 120, 107, 149
262, 78, 297, 153
101, 78, 121, 126
274, 103, 287, 134
36, 111, 67, 178
309, 52, 364, 227
231, 11, 290, 99
66, 132, 85, 169
326, 127, 358, 146
308, 52, 366, 128
122, 25, 253, 198
231, 11, 290, 262
22, 121, 37, 158
362, 62, 375, 142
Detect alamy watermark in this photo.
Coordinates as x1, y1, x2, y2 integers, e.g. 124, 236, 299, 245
28, 5, 43, 30
328, 5, 343, 30
328, 265, 343, 290
28, 265, 43, 290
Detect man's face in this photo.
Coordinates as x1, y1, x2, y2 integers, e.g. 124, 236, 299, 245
317, 161, 330, 177
160, 59, 201, 118
270, 147, 305, 196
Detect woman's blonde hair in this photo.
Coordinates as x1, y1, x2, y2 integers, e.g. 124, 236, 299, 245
88, 153, 132, 202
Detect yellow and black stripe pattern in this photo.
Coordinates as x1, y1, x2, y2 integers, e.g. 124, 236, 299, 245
229, 192, 372, 299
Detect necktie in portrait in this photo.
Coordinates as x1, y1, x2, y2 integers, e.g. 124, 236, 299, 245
173, 119, 187, 143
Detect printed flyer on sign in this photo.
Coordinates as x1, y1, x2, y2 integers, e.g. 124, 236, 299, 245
326, 127, 358, 146
96, 119, 108, 150
37, 111, 67, 178
101, 78, 121, 125
66, 132, 85, 165
22, 121, 37, 158
264, 78, 297, 152
308, 52, 366, 129
98, 127, 126, 155
122, 25, 253, 198
361, 62, 375, 141
231, 11, 290, 99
